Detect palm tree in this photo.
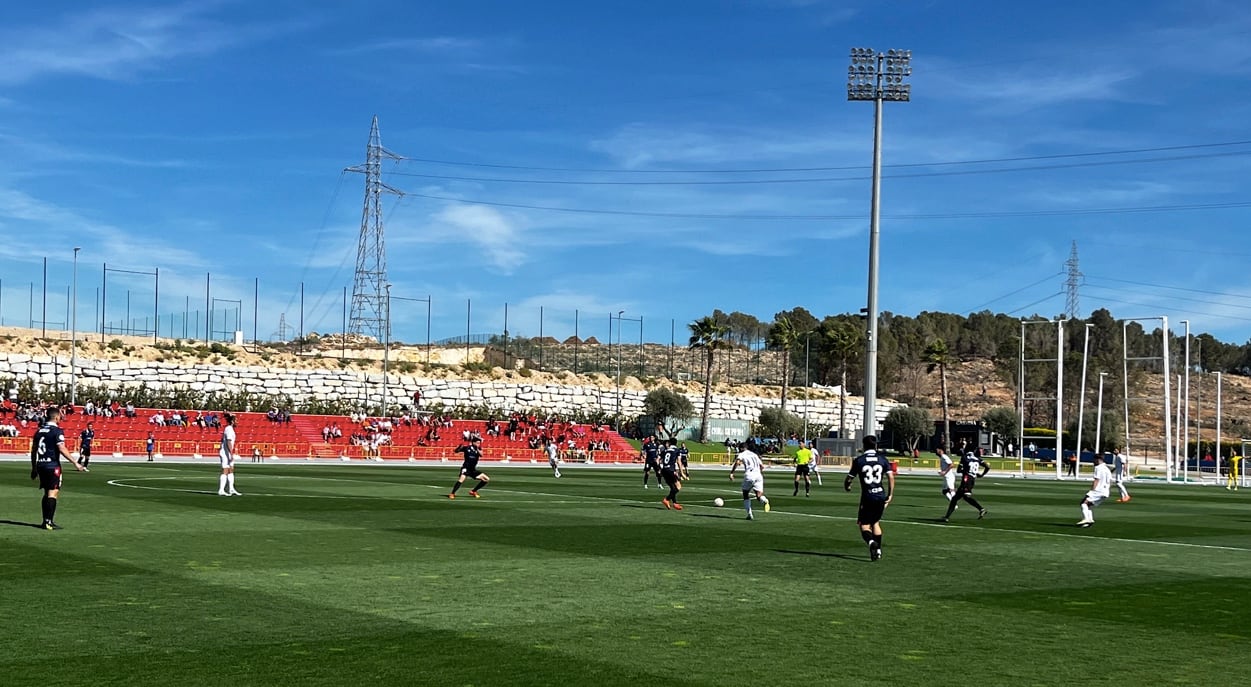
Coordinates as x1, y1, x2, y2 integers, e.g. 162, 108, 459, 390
924, 338, 956, 451
767, 315, 801, 413
689, 316, 731, 442
824, 321, 862, 438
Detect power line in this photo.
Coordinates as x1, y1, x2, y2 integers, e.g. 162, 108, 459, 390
1086, 275, 1251, 303
1084, 292, 1251, 324
394, 139, 1251, 175
1084, 283, 1251, 313
1006, 291, 1063, 316
387, 149, 1251, 186
966, 272, 1063, 312
402, 192, 1251, 222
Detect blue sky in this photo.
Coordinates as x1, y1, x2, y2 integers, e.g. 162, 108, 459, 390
2, 0, 1251, 348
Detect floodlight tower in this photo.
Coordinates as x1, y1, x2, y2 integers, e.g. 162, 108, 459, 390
1065, 241, 1083, 319
848, 47, 911, 439
347, 116, 404, 341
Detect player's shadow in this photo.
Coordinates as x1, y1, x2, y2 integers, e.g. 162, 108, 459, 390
0, 519, 44, 529
774, 549, 867, 563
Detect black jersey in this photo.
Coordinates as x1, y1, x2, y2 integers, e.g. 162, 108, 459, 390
643, 442, 660, 464
659, 446, 680, 472
957, 454, 989, 486
80, 428, 95, 449
455, 443, 482, 470
31, 423, 67, 468
848, 450, 890, 502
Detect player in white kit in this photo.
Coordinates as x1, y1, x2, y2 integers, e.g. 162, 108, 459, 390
1077, 453, 1113, 527
937, 448, 958, 509
218, 412, 242, 496
544, 437, 561, 478
729, 440, 771, 520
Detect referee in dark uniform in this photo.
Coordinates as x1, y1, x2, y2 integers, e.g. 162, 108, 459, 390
31, 407, 86, 530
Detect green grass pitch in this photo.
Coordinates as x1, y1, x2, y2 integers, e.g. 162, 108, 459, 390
2, 461, 1248, 686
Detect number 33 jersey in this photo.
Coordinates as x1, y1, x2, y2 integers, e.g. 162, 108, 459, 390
848, 450, 890, 502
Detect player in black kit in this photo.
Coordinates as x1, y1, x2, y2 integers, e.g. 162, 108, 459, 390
659, 438, 684, 510
941, 451, 990, 521
448, 436, 490, 499
30, 407, 86, 530
844, 435, 894, 561
641, 437, 662, 488
77, 421, 95, 471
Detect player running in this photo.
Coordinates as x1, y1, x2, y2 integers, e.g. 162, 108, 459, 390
1112, 448, 1131, 503
641, 437, 662, 489
729, 440, 771, 520
1077, 453, 1113, 527
659, 438, 684, 510
844, 435, 894, 561
544, 437, 562, 479
449, 436, 490, 499
30, 407, 87, 529
941, 451, 989, 521
937, 447, 957, 507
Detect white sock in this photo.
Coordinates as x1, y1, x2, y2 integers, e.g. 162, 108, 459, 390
1118, 484, 1129, 498
227, 473, 236, 492
219, 474, 228, 493
1081, 503, 1092, 521
743, 499, 752, 514
758, 495, 769, 505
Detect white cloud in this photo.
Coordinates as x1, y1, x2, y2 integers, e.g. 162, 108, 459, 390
0, 2, 304, 85
590, 123, 862, 168
426, 204, 527, 272
329, 36, 483, 56
0, 186, 206, 270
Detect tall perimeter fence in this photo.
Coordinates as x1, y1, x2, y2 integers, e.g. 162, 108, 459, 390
0, 260, 793, 386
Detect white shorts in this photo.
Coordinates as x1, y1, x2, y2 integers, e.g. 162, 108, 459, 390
741, 475, 764, 494
943, 473, 956, 492
219, 453, 235, 469
1084, 492, 1106, 507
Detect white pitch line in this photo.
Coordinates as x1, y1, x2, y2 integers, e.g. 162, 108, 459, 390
104, 473, 1251, 554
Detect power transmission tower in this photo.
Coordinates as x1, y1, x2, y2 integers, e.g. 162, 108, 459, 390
274, 313, 290, 342
1064, 240, 1083, 319
346, 116, 404, 341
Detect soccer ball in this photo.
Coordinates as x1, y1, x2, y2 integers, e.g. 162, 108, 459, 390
713, 497, 725, 507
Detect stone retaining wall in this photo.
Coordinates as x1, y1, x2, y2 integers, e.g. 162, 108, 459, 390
0, 354, 899, 429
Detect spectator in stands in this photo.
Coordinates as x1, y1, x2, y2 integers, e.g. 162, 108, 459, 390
150, 412, 166, 427
84, 400, 95, 416
322, 424, 332, 441
125, 402, 136, 418
331, 423, 342, 440
412, 389, 422, 408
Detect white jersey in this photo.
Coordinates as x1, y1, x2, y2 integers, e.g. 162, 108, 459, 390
219, 425, 236, 462
1090, 463, 1113, 498
737, 450, 763, 478
545, 443, 558, 463
939, 453, 956, 490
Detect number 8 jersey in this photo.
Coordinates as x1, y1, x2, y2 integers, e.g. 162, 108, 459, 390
848, 450, 890, 501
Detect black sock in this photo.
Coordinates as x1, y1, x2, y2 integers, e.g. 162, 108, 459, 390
860, 529, 872, 544
474, 480, 487, 492
41, 496, 51, 522
964, 494, 983, 510
644, 472, 649, 485
668, 486, 679, 502
805, 483, 810, 494
42, 496, 57, 523
943, 497, 958, 518
876, 532, 884, 548
793, 484, 798, 496
451, 482, 462, 494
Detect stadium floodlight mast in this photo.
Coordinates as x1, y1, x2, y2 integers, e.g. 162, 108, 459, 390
848, 47, 911, 439
1075, 323, 1093, 478
615, 310, 625, 432
1095, 372, 1108, 456
70, 247, 80, 405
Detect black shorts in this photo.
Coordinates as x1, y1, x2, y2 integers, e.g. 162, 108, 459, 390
661, 469, 680, 486
460, 466, 483, 479
795, 464, 811, 477
645, 460, 660, 472
958, 480, 976, 495
80, 446, 92, 458
857, 498, 886, 525
37, 466, 63, 491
